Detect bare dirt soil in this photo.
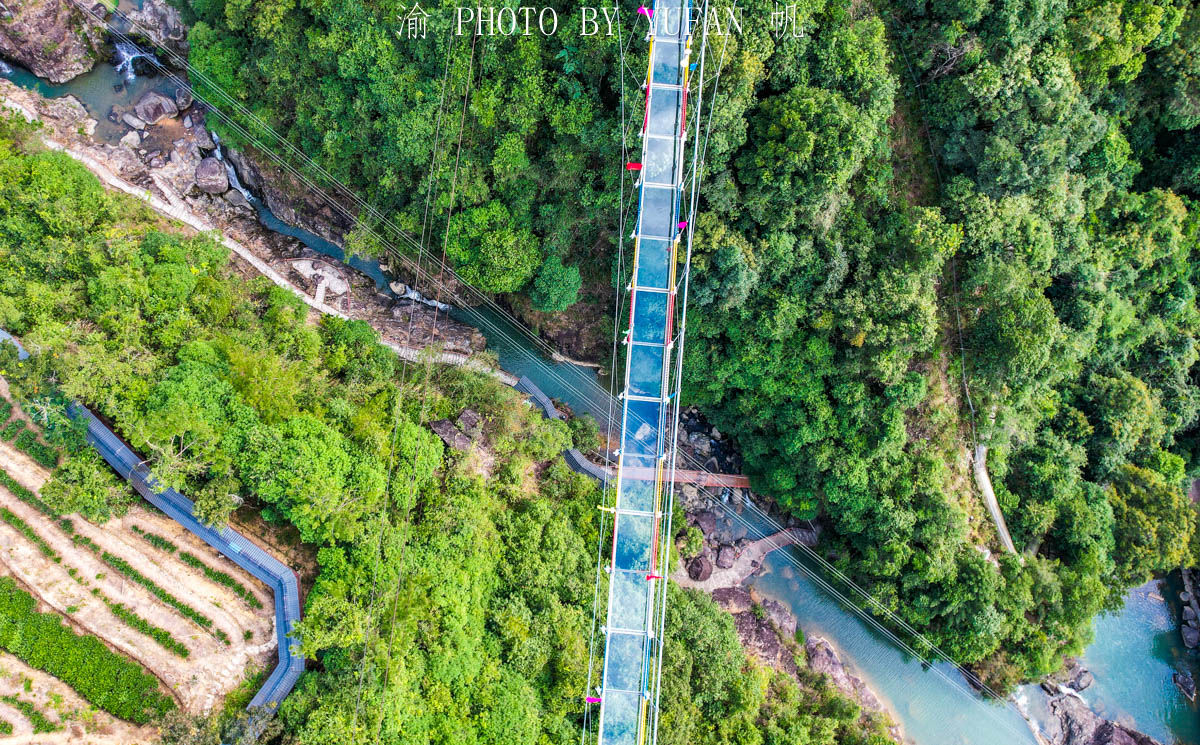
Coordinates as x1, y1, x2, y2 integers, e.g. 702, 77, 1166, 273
0, 439, 276, 715
0, 651, 157, 744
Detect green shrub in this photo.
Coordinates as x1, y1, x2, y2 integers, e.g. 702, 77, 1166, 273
97, 552, 221, 639
131, 526, 179, 555
179, 552, 262, 610
0, 716, 11, 735
14, 430, 58, 469
0, 468, 56, 517
0, 695, 61, 733
70, 533, 101, 554
1, 419, 24, 441
40, 449, 133, 522
0, 398, 12, 423
0, 507, 57, 560
0, 577, 174, 723
106, 602, 189, 658
66, 531, 227, 645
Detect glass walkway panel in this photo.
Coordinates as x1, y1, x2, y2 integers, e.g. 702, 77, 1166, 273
595, 1, 694, 743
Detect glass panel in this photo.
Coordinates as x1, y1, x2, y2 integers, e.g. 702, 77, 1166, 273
638, 186, 676, 238
628, 344, 665, 398
609, 569, 649, 630
614, 512, 654, 571
600, 689, 642, 745
651, 5, 686, 38
618, 473, 656, 512
623, 398, 662, 455
635, 238, 672, 289
604, 632, 647, 692
647, 90, 682, 137
652, 41, 684, 86
643, 137, 678, 185
620, 453, 658, 471
632, 292, 668, 344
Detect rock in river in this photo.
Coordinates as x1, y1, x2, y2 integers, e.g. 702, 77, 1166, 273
1175, 670, 1196, 702
133, 90, 179, 125
121, 112, 146, 130
194, 157, 229, 194
1048, 692, 1163, 745
1182, 624, 1199, 649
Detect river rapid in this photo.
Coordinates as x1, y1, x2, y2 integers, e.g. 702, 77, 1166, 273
2, 41, 1197, 745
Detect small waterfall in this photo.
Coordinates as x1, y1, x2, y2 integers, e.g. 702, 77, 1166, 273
210, 132, 255, 202
0, 60, 12, 77
113, 41, 159, 82
391, 281, 451, 311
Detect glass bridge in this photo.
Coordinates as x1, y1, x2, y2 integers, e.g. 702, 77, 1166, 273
594, 1, 695, 743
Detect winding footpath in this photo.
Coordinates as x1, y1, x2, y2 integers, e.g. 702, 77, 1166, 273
973, 444, 1018, 556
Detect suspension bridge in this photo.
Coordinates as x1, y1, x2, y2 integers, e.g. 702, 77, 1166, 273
588, 2, 703, 742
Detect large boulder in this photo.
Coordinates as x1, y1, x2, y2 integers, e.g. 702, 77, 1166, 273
805, 637, 885, 713
715, 544, 736, 569
429, 419, 470, 451
690, 509, 717, 536
42, 94, 95, 137
457, 408, 483, 438
122, 112, 147, 130
133, 90, 178, 125
711, 586, 752, 612
194, 157, 229, 194
1182, 624, 1199, 649
686, 556, 712, 581
0, 0, 103, 83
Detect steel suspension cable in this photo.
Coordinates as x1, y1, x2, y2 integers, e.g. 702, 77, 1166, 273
371, 35, 481, 745
347, 27, 461, 734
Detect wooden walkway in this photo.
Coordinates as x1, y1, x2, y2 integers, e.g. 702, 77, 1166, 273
620, 466, 751, 488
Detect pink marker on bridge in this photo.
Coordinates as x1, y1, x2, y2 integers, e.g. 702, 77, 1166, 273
637, 5, 654, 18
586, 696, 603, 704
677, 220, 687, 229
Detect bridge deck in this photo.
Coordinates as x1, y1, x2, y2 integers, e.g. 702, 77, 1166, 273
595, 3, 695, 743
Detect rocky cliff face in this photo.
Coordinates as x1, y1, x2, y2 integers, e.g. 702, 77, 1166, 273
127, 0, 186, 58
0, 0, 104, 83
226, 147, 354, 246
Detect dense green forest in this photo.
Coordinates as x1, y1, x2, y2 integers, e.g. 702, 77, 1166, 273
167, 0, 1200, 689
0, 115, 895, 744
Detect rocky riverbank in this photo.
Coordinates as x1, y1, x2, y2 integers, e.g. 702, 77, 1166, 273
704, 581, 903, 742
0, 79, 484, 356
670, 488, 902, 741
1038, 659, 1166, 745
